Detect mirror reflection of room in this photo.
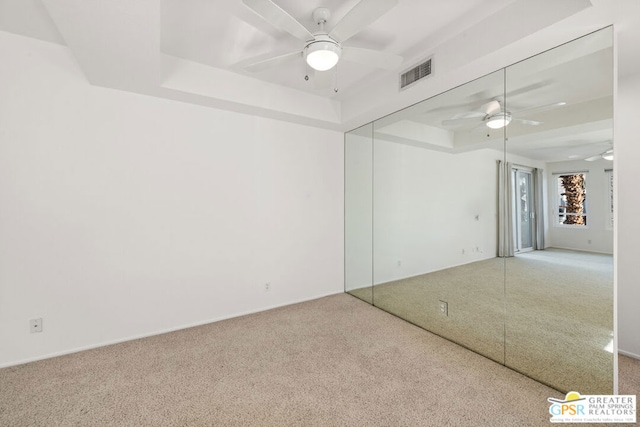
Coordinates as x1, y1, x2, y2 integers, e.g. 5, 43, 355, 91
504, 27, 613, 394
344, 27, 613, 395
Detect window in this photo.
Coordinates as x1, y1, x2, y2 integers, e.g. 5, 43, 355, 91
557, 173, 587, 226
606, 169, 613, 229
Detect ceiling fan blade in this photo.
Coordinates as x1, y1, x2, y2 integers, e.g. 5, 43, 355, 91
425, 102, 478, 114
242, 0, 313, 41
470, 80, 552, 104
576, 141, 613, 161
329, 0, 398, 42
244, 51, 301, 72
584, 155, 602, 162
512, 118, 542, 126
429, 81, 553, 114
442, 116, 484, 127
512, 101, 566, 116
481, 100, 501, 115
341, 46, 402, 70
505, 80, 552, 98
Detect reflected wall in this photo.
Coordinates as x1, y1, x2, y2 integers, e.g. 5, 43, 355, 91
344, 28, 614, 394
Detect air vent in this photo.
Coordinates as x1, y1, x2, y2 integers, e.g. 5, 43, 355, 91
400, 58, 432, 89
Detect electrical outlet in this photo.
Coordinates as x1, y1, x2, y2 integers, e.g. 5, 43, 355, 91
30, 318, 43, 333
397, 260, 402, 267
439, 301, 448, 316
461, 249, 465, 254
265, 282, 270, 292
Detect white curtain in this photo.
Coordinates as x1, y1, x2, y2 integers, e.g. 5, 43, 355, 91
497, 160, 514, 257
533, 168, 545, 250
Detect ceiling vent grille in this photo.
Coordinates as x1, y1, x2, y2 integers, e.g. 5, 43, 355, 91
400, 58, 432, 89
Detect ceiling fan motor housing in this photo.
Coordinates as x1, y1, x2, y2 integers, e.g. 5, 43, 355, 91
312, 7, 331, 25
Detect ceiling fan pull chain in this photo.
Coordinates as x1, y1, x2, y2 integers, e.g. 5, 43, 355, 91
334, 64, 339, 93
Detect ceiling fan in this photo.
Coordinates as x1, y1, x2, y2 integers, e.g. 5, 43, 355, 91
441, 98, 566, 130
241, 0, 403, 75
584, 142, 614, 161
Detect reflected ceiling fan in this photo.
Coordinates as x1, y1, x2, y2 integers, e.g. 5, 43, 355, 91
441, 99, 566, 130
241, 0, 403, 76
584, 142, 614, 161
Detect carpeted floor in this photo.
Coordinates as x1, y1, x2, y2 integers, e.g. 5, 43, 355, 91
0, 293, 636, 426
351, 248, 614, 394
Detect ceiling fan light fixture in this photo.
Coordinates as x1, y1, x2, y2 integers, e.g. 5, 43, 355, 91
486, 112, 512, 129
602, 150, 614, 161
305, 38, 341, 71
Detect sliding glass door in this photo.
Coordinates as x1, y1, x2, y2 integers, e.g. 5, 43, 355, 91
512, 168, 534, 252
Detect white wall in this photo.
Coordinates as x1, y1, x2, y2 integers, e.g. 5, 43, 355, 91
545, 159, 614, 254
617, 72, 640, 358
0, 32, 344, 367
372, 143, 502, 284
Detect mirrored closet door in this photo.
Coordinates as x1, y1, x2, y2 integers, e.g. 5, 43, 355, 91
344, 27, 614, 394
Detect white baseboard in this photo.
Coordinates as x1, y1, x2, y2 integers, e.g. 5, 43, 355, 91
618, 349, 640, 360
547, 245, 613, 255
345, 284, 372, 291
0, 290, 343, 369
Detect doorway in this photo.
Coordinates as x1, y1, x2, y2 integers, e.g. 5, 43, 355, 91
512, 168, 534, 253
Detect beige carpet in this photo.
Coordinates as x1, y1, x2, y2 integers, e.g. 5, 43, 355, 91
351, 248, 614, 394
3, 293, 635, 426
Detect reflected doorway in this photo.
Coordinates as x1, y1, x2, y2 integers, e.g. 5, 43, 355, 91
512, 167, 534, 253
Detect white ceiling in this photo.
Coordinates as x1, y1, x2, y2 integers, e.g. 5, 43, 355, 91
0, 0, 639, 149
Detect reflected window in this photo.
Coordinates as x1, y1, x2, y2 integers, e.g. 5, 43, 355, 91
557, 173, 587, 226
